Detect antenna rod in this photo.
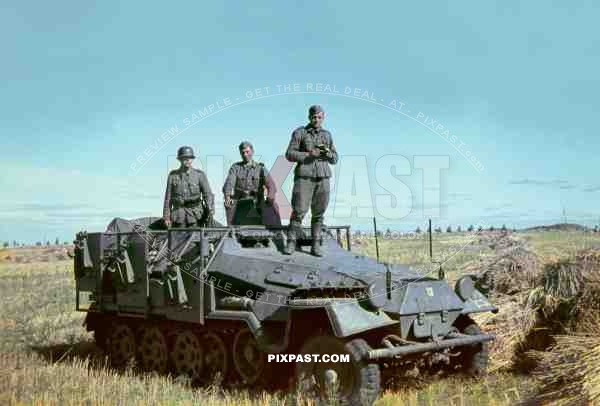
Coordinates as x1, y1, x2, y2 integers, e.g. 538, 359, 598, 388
428, 219, 433, 260
373, 217, 380, 263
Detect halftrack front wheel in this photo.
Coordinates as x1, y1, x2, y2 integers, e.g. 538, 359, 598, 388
199, 332, 228, 384
108, 324, 136, 368
451, 316, 489, 376
295, 336, 381, 406
170, 330, 204, 382
137, 326, 168, 373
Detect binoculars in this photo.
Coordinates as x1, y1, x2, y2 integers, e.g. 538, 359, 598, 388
317, 144, 330, 157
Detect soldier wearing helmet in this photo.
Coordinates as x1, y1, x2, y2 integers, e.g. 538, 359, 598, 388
283, 105, 338, 256
163, 146, 215, 228
222, 141, 279, 226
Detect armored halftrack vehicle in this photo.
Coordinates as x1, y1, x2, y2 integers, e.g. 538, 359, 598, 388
74, 218, 497, 405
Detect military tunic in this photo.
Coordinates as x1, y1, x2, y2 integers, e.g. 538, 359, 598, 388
163, 167, 214, 227
222, 160, 277, 225
285, 125, 338, 227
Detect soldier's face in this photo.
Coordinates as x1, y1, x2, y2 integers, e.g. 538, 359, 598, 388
309, 112, 325, 128
240, 146, 253, 162
180, 158, 193, 168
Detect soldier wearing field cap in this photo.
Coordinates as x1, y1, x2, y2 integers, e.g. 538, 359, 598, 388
163, 146, 215, 228
222, 141, 279, 226
283, 105, 338, 256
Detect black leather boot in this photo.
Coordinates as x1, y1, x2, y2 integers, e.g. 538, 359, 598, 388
310, 222, 324, 257
283, 225, 297, 255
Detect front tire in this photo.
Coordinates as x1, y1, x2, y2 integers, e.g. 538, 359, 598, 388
453, 317, 489, 376
295, 336, 381, 406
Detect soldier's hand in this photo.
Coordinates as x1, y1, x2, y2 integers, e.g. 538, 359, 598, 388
224, 196, 233, 208
164, 218, 171, 227
310, 148, 321, 157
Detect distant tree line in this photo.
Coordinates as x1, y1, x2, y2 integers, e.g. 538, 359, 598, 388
415, 224, 522, 233
412, 223, 600, 234
1, 237, 70, 248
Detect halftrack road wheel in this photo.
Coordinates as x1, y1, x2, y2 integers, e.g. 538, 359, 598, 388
232, 328, 269, 385
295, 336, 381, 406
137, 326, 168, 373
108, 324, 136, 368
170, 330, 204, 382
451, 316, 489, 376
199, 332, 228, 383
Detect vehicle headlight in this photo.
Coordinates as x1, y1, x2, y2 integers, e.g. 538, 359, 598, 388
454, 275, 476, 301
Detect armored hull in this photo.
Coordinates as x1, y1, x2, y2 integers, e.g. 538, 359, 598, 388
74, 220, 497, 405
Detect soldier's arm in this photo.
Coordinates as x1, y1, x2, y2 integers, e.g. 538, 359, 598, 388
285, 128, 310, 162
325, 132, 338, 164
162, 174, 172, 221
222, 164, 237, 197
261, 165, 277, 201
199, 172, 215, 212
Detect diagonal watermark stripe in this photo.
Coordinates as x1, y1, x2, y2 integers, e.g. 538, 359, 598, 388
131, 87, 484, 174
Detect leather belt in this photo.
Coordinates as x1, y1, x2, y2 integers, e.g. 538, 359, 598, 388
234, 190, 257, 199
174, 198, 201, 208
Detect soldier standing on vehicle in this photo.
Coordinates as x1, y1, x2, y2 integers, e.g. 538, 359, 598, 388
222, 141, 279, 226
283, 105, 338, 256
162, 146, 215, 308
163, 146, 215, 228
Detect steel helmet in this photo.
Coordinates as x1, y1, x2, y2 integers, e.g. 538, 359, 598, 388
177, 146, 195, 160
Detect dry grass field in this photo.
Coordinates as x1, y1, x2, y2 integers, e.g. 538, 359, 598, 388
2, 228, 600, 405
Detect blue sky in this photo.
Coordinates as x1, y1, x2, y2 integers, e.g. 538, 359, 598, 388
1, 0, 599, 243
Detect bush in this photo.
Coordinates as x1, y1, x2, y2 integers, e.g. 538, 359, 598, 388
446, 226, 452, 233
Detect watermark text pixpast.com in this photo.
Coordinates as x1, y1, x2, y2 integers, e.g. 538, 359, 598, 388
268, 354, 350, 363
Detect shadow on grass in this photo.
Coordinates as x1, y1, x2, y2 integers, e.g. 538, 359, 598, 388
25, 340, 540, 405
28, 339, 294, 393
30, 340, 107, 368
